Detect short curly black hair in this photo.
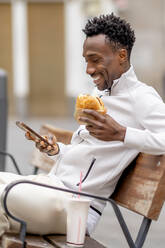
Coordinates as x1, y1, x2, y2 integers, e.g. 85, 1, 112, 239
83, 13, 135, 58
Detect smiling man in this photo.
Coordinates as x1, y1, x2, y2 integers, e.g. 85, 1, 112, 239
31, 13, 165, 232
83, 34, 128, 91
1, 13, 165, 238
80, 14, 134, 142
83, 14, 133, 91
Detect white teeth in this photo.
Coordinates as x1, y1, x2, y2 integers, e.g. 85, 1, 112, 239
93, 76, 100, 80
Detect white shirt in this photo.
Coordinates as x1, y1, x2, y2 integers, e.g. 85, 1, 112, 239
50, 65, 165, 227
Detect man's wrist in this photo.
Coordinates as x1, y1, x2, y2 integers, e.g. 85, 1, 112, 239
118, 126, 126, 142
48, 143, 60, 156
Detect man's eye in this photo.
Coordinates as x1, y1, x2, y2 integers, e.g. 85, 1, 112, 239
92, 59, 99, 63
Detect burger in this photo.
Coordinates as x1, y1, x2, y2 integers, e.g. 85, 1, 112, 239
74, 94, 107, 124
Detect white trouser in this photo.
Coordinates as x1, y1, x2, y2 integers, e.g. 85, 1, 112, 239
0, 172, 99, 236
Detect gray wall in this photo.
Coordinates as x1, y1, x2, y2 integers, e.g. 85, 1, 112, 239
119, 0, 165, 99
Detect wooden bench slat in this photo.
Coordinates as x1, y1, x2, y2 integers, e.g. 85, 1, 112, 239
112, 153, 165, 220
46, 235, 105, 248
40, 125, 73, 145
1, 233, 55, 248
0, 234, 105, 248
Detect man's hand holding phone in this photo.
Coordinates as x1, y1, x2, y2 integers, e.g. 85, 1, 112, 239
16, 121, 59, 156
25, 132, 59, 156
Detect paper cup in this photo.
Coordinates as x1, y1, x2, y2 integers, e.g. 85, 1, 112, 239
74, 108, 105, 125
66, 197, 91, 247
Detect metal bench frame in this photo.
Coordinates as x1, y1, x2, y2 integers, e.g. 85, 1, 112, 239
1, 180, 152, 248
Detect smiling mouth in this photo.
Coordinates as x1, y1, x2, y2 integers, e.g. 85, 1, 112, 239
92, 75, 102, 85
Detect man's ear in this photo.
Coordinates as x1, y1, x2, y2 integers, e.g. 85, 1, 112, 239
119, 49, 128, 64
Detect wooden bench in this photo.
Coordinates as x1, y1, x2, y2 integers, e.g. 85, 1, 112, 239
1, 233, 105, 248
1, 124, 165, 248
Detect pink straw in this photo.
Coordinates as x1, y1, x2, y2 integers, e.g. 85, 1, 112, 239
78, 171, 83, 198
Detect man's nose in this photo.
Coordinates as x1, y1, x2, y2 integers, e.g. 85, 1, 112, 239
86, 64, 96, 75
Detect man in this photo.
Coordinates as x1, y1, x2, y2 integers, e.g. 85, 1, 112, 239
1, 13, 165, 236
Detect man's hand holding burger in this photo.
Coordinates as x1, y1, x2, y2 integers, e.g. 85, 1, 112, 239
75, 94, 126, 142
79, 109, 126, 142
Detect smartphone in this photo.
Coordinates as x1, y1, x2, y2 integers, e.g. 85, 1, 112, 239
16, 121, 53, 146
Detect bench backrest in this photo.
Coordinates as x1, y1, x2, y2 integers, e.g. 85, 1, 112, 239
33, 124, 165, 221
111, 153, 165, 220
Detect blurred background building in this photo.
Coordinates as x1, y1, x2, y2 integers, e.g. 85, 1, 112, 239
0, 0, 165, 118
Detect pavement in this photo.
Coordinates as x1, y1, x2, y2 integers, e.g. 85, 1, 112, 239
4, 116, 165, 248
